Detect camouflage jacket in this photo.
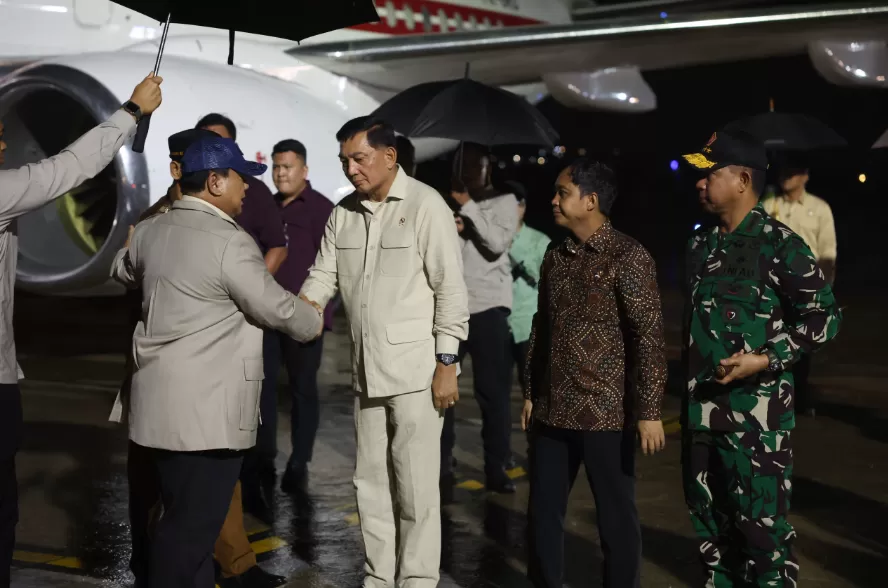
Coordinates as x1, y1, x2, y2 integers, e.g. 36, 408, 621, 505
682, 204, 841, 432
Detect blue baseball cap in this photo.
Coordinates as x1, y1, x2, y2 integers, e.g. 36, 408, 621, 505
180, 136, 267, 177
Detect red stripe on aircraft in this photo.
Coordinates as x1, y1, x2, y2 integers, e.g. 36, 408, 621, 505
350, 0, 542, 35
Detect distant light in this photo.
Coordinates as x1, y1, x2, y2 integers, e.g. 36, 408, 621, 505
660, 11, 668, 18
629, 96, 639, 104
670, 160, 679, 171
854, 68, 867, 78
512, 154, 521, 163
577, 148, 587, 156
537, 157, 546, 165
693, 223, 701, 230
616, 92, 628, 101
859, 173, 867, 183
497, 161, 506, 169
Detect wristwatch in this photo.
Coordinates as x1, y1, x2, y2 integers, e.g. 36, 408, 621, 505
436, 353, 458, 366
755, 345, 782, 374
121, 100, 143, 123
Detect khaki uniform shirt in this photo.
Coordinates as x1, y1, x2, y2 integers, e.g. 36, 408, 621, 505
301, 167, 469, 398
0, 110, 136, 383
762, 192, 837, 262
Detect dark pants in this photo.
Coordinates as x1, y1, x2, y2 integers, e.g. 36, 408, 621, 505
127, 441, 161, 587
244, 330, 325, 480
0, 385, 22, 588
512, 338, 530, 392
242, 329, 283, 485
441, 307, 513, 476
527, 424, 640, 588
148, 449, 243, 588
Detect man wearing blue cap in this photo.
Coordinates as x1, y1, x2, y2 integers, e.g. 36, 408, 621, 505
111, 135, 322, 588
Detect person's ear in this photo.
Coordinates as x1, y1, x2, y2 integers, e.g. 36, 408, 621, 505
384, 146, 396, 171
587, 192, 599, 212
208, 171, 226, 196
169, 161, 182, 180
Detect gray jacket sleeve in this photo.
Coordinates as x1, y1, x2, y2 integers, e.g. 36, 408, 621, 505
0, 110, 136, 229
221, 231, 322, 342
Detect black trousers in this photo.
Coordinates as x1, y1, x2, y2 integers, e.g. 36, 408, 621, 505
242, 330, 323, 484
148, 448, 243, 588
0, 385, 22, 588
527, 424, 641, 588
127, 441, 161, 587
442, 307, 513, 475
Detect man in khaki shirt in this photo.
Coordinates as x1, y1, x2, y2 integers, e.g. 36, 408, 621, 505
301, 116, 469, 588
762, 165, 838, 415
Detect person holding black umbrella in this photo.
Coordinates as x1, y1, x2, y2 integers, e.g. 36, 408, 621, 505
443, 143, 520, 495
0, 73, 162, 588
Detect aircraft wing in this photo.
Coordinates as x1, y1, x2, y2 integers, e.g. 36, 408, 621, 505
287, 3, 888, 90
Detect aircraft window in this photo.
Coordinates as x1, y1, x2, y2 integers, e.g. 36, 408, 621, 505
422, 7, 431, 32
404, 5, 415, 30
385, 1, 396, 28
468, 15, 477, 29
481, 17, 491, 29
437, 9, 448, 32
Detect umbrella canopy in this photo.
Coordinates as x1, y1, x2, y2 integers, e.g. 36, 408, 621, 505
722, 112, 847, 150
112, 0, 379, 50
371, 78, 560, 148
873, 127, 888, 149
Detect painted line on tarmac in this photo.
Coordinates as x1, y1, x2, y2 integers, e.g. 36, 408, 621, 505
12, 532, 289, 578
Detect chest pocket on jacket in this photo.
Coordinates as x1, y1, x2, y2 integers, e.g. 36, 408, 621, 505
709, 281, 764, 335
336, 233, 366, 277
380, 228, 414, 277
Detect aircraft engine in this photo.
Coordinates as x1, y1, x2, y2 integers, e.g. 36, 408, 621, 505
542, 66, 657, 113
0, 52, 353, 296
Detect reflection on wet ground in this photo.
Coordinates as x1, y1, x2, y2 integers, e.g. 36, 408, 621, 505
9, 292, 888, 587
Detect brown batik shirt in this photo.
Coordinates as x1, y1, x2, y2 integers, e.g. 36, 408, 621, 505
524, 220, 667, 431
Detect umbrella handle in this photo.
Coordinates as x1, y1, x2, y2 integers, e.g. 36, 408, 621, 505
133, 12, 171, 154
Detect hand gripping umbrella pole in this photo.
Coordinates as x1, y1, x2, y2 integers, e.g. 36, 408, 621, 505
132, 12, 171, 154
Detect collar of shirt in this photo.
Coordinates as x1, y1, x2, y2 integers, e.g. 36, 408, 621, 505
180, 195, 237, 225
703, 203, 766, 250
358, 165, 409, 212
561, 218, 615, 255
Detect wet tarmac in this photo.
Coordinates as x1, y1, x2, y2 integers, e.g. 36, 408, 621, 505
9, 290, 888, 587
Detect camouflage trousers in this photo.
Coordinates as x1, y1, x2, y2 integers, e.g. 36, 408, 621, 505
682, 430, 797, 587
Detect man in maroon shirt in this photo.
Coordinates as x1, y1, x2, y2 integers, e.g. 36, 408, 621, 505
269, 139, 335, 493
196, 114, 288, 521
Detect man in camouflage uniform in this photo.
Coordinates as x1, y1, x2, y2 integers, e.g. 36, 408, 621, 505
680, 131, 842, 587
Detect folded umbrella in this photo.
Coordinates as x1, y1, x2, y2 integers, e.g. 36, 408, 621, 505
111, 0, 379, 151
723, 111, 847, 150
371, 77, 560, 148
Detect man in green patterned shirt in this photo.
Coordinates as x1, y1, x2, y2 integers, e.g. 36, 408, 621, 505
681, 131, 841, 587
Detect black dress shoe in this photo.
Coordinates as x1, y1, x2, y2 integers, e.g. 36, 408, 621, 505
242, 483, 274, 525
486, 469, 516, 494
281, 465, 307, 494
218, 566, 287, 588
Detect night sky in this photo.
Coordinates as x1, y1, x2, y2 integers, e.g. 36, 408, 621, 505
419, 53, 888, 292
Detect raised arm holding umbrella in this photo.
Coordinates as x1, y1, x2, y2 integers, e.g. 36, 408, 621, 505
111, 0, 380, 151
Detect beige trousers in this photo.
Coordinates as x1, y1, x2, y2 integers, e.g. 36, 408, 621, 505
354, 388, 443, 588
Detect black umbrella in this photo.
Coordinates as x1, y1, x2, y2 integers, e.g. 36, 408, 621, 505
371, 73, 559, 149
111, 0, 379, 152
723, 111, 847, 150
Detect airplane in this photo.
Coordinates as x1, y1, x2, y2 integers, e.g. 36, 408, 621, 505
0, 0, 886, 296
